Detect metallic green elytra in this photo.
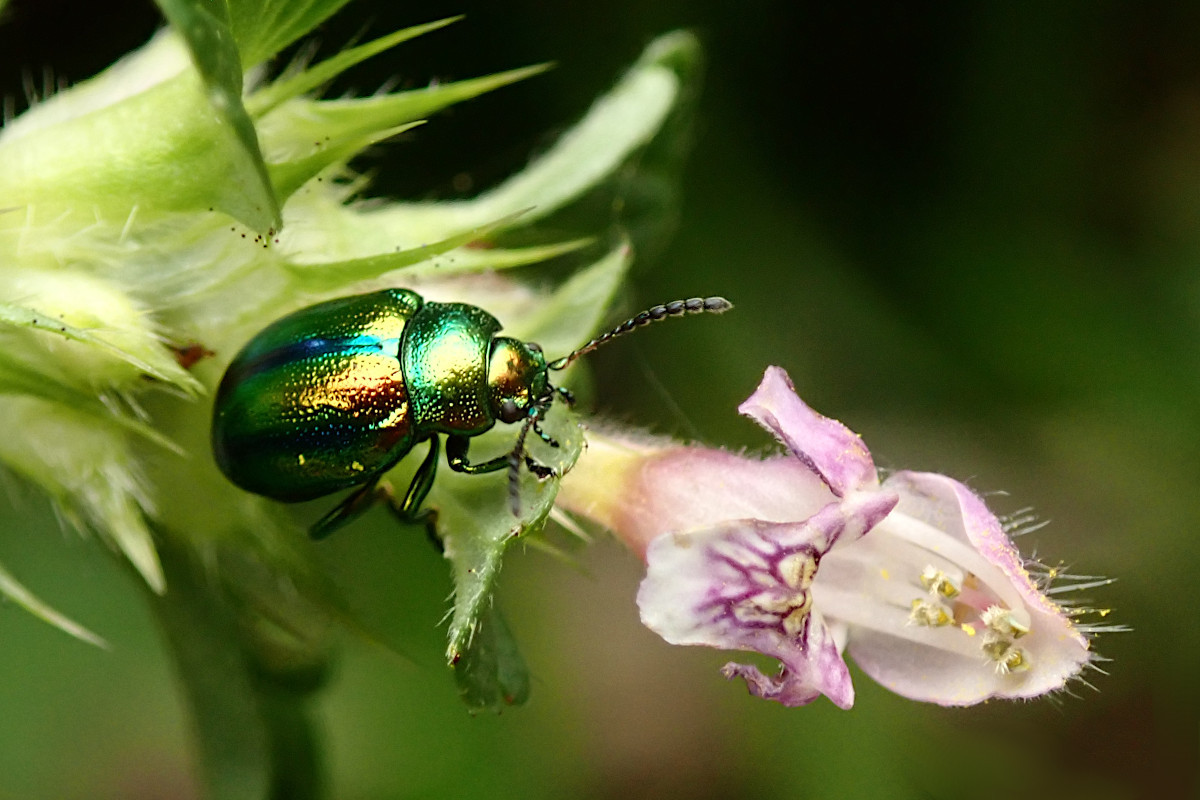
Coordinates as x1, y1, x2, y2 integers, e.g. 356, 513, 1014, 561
211, 288, 731, 538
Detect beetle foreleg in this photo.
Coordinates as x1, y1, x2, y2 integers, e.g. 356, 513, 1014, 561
524, 456, 556, 480
531, 419, 559, 449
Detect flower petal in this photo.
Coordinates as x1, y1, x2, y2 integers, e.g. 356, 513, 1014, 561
721, 608, 851, 708
612, 447, 832, 558
848, 471, 1091, 705
638, 491, 898, 708
738, 366, 878, 496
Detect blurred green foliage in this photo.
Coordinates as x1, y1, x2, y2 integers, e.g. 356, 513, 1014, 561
0, 1, 1195, 798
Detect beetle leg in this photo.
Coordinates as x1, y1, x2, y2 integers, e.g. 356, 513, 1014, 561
524, 456, 556, 479
382, 436, 442, 547
310, 438, 443, 541
446, 434, 510, 475
531, 419, 559, 449
394, 435, 441, 519
309, 475, 386, 540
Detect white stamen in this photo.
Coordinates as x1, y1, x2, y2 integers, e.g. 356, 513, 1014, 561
873, 512, 1029, 624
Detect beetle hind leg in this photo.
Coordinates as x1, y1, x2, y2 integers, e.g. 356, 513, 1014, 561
309, 437, 443, 541
309, 475, 386, 540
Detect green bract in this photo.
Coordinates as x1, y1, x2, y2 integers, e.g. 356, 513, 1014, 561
0, 0, 701, 793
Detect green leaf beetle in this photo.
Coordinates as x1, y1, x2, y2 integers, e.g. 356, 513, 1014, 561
211, 289, 731, 538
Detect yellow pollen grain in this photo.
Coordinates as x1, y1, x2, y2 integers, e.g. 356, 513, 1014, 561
920, 566, 960, 598
351, 461, 364, 472
297, 454, 306, 465
879, 568, 890, 580
961, 623, 976, 637
909, 599, 952, 627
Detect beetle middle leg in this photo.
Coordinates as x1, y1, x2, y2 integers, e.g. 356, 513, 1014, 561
382, 435, 442, 547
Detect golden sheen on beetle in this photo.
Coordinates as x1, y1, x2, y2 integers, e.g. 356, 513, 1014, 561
211, 289, 731, 538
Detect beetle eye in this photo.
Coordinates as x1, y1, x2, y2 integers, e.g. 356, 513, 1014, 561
527, 342, 542, 354
499, 399, 523, 424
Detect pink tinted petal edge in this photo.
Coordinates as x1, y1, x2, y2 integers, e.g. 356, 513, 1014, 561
738, 366, 878, 497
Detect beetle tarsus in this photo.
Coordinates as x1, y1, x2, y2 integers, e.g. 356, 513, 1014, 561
531, 419, 559, 449
555, 386, 576, 407
524, 456, 555, 480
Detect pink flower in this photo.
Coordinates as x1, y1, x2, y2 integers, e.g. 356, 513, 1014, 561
557, 367, 1099, 708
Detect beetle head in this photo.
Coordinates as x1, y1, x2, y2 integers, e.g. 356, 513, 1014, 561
500, 297, 733, 516
487, 336, 551, 425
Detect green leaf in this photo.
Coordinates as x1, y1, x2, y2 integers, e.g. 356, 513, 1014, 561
603, 32, 705, 263
505, 241, 634, 357
265, 64, 550, 136
247, 16, 464, 116
0, 560, 107, 648
369, 31, 700, 240
227, 0, 354, 67
0, 301, 201, 393
428, 244, 629, 708
0, 71, 265, 231
0, 396, 167, 593
453, 603, 531, 713
402, 238, 593, 279
256, 65, 548, 175
154, 0, 280, 230
268, 122, 425, 205
0, 358, 181, 453
283, 210, 533, 292
434, 399, 583, 693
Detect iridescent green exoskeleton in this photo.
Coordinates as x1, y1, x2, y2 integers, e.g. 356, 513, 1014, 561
211, 289, 730, 538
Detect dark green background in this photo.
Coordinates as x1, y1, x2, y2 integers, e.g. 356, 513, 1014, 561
0, 2, 1194, 798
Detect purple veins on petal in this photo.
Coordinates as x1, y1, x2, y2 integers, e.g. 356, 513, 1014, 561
638, 491, 898, 709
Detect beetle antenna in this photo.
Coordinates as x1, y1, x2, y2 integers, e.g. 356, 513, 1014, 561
547, 296, 732, 371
